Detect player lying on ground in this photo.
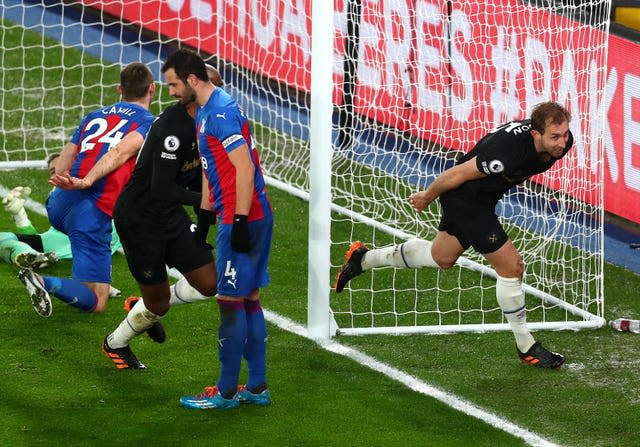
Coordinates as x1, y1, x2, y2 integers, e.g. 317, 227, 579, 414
336, 101, 570, 370
0, 154, 122, 276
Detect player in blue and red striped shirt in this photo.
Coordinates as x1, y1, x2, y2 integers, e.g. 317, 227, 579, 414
162, 49, 273, 409
17, 62, 155, 318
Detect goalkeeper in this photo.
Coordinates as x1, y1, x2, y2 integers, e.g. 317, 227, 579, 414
0, 154, 122, 270
336, 101, 570, 370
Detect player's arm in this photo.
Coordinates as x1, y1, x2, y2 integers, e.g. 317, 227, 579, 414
409, 156, 486, 212
228, 143, 255, 216
193, 169, 214, 249
49, 130, 144, 189
54, 142, 78, 176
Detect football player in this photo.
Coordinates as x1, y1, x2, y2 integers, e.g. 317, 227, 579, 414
335, 101, 571, 370
101, 64, 225, 369
163, 49, 273, 409
17, 62, 155, 317
0, 154, 122, 273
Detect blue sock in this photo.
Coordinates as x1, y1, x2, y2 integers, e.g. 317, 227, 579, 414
244, 299, 267, 390
216, 299, 247, 399
42, 276, 97, 312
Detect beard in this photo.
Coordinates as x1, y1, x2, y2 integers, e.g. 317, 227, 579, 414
179, 93, 196, 106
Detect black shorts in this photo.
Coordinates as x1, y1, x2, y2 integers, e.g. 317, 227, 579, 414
438, 199, 508, 254
114, 208, 214, 285
16, 233, 44, 252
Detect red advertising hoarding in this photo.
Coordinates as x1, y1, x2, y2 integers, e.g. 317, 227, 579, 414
79, 0, 640, 223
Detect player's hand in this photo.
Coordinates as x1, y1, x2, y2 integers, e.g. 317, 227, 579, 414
231, 214, 250, 253
409, 191, 430, 212
194, 208, 215, 250
2, 186, 31, 215
49, 174, 91, 190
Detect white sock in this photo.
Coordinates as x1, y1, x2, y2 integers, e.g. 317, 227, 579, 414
361, 239, 439, 270
496, 275, 535, 353
169, 277, 211, 306
108, 299, 161, 348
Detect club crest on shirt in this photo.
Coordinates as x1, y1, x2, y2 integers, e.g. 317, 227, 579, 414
163, 135, 180, 152
488, 159, 504, 173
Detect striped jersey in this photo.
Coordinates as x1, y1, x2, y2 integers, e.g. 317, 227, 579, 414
196, 88, 271, 224
68, 101, 154, 217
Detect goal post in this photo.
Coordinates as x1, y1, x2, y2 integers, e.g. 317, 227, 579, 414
0, 0, 609, 337
322, 0, 610, 336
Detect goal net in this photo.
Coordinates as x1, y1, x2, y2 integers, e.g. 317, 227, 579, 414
0, 0, 609, 335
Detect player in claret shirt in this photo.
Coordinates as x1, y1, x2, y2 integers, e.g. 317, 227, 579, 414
336, 101, 572, 370
17, 62, 155, 317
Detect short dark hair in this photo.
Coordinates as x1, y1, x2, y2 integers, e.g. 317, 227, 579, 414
530, 102, 571, 134
120, 62, 153, 101
45, 153, 60, 165
162, 49, 208, 83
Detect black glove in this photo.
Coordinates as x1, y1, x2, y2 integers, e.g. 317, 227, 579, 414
194, 208, 215, 250
231, 214, 250, 253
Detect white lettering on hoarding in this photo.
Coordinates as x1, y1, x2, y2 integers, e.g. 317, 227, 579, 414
166, 0, 184, 12
415, 0, 442, 115
490, 27, 520, 127
217, 0, 248, 36
357, 0, 381, 88
333, 1, 347, 77
449, 10, 472, 122
167, 0, 211, 23
251, 0, 278, 49
557, 49, 584, 167
282, 0, 310, 62
523, 37, 551, 115
591, 63, 617, 180
624, 73, 640, 191
383, 0, 412, 99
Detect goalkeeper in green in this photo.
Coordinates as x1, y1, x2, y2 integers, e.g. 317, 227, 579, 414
0, 154, 122, 274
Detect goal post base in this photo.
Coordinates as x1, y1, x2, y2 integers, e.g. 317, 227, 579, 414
335, 319, 607, 336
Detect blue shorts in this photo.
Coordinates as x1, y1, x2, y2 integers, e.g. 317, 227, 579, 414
46, 189, 113, 283
215, 214, 273, 297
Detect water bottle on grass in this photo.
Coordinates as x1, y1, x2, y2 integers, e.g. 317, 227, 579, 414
610, 318, 640, 333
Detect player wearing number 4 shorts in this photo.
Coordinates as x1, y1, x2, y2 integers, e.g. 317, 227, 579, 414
161, 49, 273, 409
336, 102, 570, 369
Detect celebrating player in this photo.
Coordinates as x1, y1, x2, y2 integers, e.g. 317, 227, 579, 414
17, 62, 155, 317
161, 49, 273, 409
336, 101, 571, 369
102, 64, 224, 369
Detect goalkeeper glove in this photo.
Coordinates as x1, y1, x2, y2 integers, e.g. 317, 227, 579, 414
231, 214, 250, 253
2, 186, 31, 215
194, 208, 215, 250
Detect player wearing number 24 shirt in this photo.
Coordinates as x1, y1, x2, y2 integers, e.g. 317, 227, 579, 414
16, 62, 155, 318
335, 101, 573, 370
